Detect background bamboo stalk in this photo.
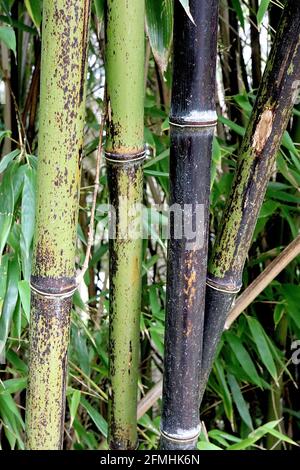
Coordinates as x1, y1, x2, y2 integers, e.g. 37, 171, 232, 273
160, 0, 218, 450
105, 0, 145, 450
25, 0, 91, 450
200, 0, 300, 403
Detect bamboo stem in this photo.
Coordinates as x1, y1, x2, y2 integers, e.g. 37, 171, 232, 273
105, 0, 145, 450
25, 0, 91, 450
160, 0, 218, 450
201, 0, 300, 403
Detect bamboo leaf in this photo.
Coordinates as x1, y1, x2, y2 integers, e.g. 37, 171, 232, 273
197, 441, 222, 450
0, 25, 16, 55
0, 149, 19, 174
80, 397, 108, 437
257, 0, 271, 25
214, 360, 233, 425
280, 284, 300, 329
94, 0, 104, 21
0, 257, 19, 357
18, 280, 31, 322
226, 332, 262, 388
0, 167, 14, 259
227, 373, 253, 430
226, 420, 280, 450
0, 377, 27, 394
24, 0, 42, 31
218, 115, 245, 136
247, 316, 277, 382
231, 0, 245, 29
20, 166, 36, 280
146, 0, 173, 75
0, 254, 8, 316
69, 390, 81, 428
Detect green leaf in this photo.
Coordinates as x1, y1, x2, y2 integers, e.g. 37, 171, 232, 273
20, 166, 36, 280
94, 0, 104, 21
226, 420, 278, 450
197, 441, 222, 450
257, 0, 271, 25
0, 130, 11, 144
247, 316, 277, 382
144, 149, 169, 169
218, 115, 245, 136
214, 360, 233, 425
231, 0, 245, 29
69, 390, 81, 428
226, 332, 262, 388
0, 25, 16, 55
280, 284, 300, 329
227, 373, 253, 430
24, 0, 42, 31
0, 257, 19, 357
0, 149, 19, 174
146, 0, 173, 74
18, 280, 30, 322
0, 254, 8, 316
0, 377, 27, 394
80, 397, 108, 437
0, 166, 15, 259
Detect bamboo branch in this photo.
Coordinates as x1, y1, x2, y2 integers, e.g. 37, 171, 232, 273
76, 113, 105, 286
225, 234, 300, 329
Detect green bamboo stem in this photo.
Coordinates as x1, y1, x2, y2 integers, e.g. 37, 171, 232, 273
25, 0, 91, 450
105, 0, 145, 450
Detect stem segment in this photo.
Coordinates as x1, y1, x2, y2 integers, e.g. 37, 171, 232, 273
25, 0, 91, 450
201, 0, 300, 403
105, 0, 145, 450
160, 0, 218, 450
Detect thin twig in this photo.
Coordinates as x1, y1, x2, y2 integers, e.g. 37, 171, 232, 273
76, 112, 105, 286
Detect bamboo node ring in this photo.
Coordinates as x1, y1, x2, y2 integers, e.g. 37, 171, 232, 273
160, 429, 200, 444
30, 282, 77, 299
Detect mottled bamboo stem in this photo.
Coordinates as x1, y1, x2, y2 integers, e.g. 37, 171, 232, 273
25, 0, 91, 450
201, 0, 300, 403
160, 0, 218, 450
105, 0, 145, 450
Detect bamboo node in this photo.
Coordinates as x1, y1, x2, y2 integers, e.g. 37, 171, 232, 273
104, 149, 145, 163
30, 281, 77, 299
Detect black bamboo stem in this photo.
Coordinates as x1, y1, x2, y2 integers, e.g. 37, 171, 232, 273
160, 0, 218, 450
200, 0, 300, 403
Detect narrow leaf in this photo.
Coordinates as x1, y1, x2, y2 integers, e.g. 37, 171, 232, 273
146, 0, 173, 74
257, 0, 271, 25
247, 316, 277, 382
228, 373, 253, 430
0, 25, 16, 55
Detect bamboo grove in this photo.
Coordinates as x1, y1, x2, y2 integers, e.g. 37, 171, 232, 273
0, 0, 300, 451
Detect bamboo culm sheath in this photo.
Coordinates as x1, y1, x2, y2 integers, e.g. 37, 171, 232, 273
25, 0, 91, 450
200, 0, 300, 403
105, 0, 145, 450
160, 0, 218, 450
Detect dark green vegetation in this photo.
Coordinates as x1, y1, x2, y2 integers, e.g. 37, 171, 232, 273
0, 0, 299, 451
